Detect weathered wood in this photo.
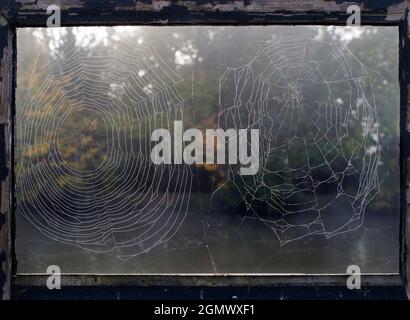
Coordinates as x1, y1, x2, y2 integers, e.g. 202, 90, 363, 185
0, 16, 14, 301
407, 13, 410, 298
13, 273, 403, 287
0, 0, 409, 27
398, 7, 410, 300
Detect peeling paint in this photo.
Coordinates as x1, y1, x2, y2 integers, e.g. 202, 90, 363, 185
386, 1, 410, 21
0, 16, 7, 27
1, 1, 409, 26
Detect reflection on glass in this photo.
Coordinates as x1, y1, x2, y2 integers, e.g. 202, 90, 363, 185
16, 26, 400, 274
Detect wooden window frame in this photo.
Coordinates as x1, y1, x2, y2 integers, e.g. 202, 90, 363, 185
0, 0, 409, 300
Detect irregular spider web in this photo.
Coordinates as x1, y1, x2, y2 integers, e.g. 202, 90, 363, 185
218, 35, 380, 245
17, 39, 192, 260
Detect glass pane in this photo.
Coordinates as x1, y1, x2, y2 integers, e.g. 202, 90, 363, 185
16, 26, 400, 274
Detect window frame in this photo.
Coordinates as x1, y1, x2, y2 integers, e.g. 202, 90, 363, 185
0, 0, 409, 300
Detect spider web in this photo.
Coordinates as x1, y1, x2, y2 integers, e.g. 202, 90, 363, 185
17, 31, 382, 264
217, 35, 380, 245
17, 39, 193, 260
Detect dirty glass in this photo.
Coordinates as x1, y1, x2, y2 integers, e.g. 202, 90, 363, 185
15, 26, 400, 274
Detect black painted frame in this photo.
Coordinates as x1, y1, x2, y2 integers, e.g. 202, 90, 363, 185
1, 0, 409, 300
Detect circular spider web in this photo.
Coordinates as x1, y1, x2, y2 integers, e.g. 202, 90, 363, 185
218, 35, 380, 244
17, 40, 192, 260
